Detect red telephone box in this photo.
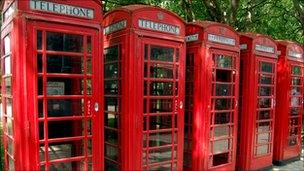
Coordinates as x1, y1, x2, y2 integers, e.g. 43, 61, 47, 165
103, 5, 185, 171
273, 40, 303, 165
184, 21, 240, 170
236, 33, 277, 170
1, 0, 103, 170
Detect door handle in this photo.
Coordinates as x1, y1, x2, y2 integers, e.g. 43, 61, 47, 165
94, 102, 99, 112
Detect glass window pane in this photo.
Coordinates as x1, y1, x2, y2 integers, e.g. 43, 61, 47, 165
214, 112, 230, 124
105, 128, 118, 144
288, 137, 298, 146
4, 35, 11, 55
213, 126, 229, 137
259, 87, 272, 96
4, 56, 11, 75
47, 99, 83, 117
260, 75, 272, 84
148, 132, 174, 147
292, 66, 301, 75
290, 117, 299, 126
105, 63, 119, 78
150, 82, 173, 96
216, 84, 232, 96
48, 141, 85, 160
47, 120, 84, 139
87, 36, 92, 54
291, 87, 301, 96
290, 107, 300, 116
47, 55, 83, 74
7, 137, 13, 155
213, 152, 229, 166
256, 145, 269, 155
105, 45, 119, 62
47, 32, 83, 52
150, 64, 174, 79
150, 46, 174, 62
105, 113, 118, 128
213, 139, 231, 153
86, 58, 92, 74
105, 80, 119, 95
105, 144, 118, 161
6, 118, 13, 136
258, 98, 271, 108
291, 97, 301, 107
6, 98, 13, 118
105, 160, 119, 171
37, 54, 43, 73
257, 122, 270, 132
149, 115, 173, 130
216, 70, 232, 82
39, 145, 45, 161
5, 77, 12, 96
258, 110, 271, 120
148, 147, 173, 164
149, 99, 173, 113
37, 31, 42, 50
261, 62, 273, 73
257, 133, 270, 144
214, 99, 231, 110
105, 98, 119, 112
292, 78, 301, 86
49, 161, 82, 171
215, 55, 232, 69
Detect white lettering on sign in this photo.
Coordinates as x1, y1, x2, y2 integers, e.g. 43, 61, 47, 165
138, 19, 180, 35
255, 44, 275, 54
288, 50, 303, 58
240, 44, 247, 50
207, 34, 236, 46
186, 34, 199, 42
30, 0, 94, 19
104, 20, 127, 35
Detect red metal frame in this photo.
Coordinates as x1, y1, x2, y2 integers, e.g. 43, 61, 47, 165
273, 40, 303, 165
184, 21, 240, 171
237, 33, 278, 170
103, 5, 185, 171
1, 1, 103, 170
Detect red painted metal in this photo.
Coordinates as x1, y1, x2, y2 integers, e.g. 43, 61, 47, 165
236, 33, 278, 170
184, 21, 240, 170
273, 40, 303, 165
0, 1, 103, 170
103, 5, 185, 171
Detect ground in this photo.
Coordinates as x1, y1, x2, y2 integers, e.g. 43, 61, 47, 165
273, 149, 304, 171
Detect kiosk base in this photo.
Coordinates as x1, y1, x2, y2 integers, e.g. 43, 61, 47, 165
273, 156, 300, 166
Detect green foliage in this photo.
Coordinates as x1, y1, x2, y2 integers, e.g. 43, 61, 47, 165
103, 0, 304, 44
0, 123, 4, 171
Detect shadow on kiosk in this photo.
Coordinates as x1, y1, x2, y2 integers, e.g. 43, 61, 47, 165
273, 40, 303, 165
103, 5, 186, 171
184, 21, 240, 171
237, 33, 278, 170
0, 0, 103, 170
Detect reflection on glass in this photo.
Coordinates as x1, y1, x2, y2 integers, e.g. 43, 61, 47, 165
7, 137, 13, 155
148, 132, 174, 147
215, 99, 231, 110
6, 98, 13, 118
105, 98, 119, 112
105, 160, 119, 171
257, 133, 270, 144
150, 82, 173, 96
105, 113, 118, 128
292, 78, 301, 85
216, 84, 231, 96
47, 142, 84, 160
5, 77, 12, 95
105, 128, 118, 144
258, 98, 271, 108
6, 118, 13, 136
289, 127, 299, 136
260, 75, 272, 84
291, 97, 301, 107
87, 36, 92, 53
4, 35, 11, 55
261, 62, 273, 73
105, 63, 119, 78
289, 118, 299, 126
39, 145, 45, 161
213, 126, 229, 137
148, 115, 173, 130
290, 108, 300, 116
288, 137, 297, 146
258, 110, 270, 120
149, 99, 173, 113
292, 66, 301, 75
105, 144, 118, 160
4, 56, 11, 75
47, 99, 83, 117
87, 58, 92, 74
47, 32, 83, 52
105, 80, 119, 94
213, 139, 230, 153
291, 87, 301, 95
49, 162, 80, 171
256, 145, 268, 155
149, 64, 174, 79
148, 147, 173, 164
259, 87, 271, 96
105, 45, 119, 62
257, 122, 270, 132
47, 55, 83, 74
215, 55, 232, 69
150, 46, 174, 62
